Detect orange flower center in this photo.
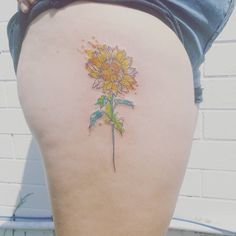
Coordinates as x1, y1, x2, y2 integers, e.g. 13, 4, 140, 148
101, 61, 122, 81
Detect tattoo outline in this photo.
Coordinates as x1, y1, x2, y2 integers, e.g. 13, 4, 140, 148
80, 37, 138, 172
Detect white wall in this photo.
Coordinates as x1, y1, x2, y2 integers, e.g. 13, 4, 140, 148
0, 1, 236, 235
169, 6, 236, 235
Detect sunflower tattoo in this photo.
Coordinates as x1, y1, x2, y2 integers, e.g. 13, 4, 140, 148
79, 37, 138, 172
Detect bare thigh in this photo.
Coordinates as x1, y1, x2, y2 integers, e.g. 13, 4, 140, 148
16, 2, 199, 236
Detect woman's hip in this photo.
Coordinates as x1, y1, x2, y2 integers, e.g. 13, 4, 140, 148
15, 3, 199, 235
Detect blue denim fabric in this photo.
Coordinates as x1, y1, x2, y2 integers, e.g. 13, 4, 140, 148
7, 0, 235, 104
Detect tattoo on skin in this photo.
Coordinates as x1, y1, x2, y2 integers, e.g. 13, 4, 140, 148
79, 36, 138, 172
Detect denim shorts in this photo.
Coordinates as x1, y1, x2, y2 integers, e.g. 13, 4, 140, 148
7, 0, 235, 104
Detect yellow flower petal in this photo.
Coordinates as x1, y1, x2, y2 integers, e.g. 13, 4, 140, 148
111, 83, 118, 93
103, 81, 112, 90
85, 49, 94, 59
91, 57, 102, 67
111, 74, 118, 81
121, 58, 130, 68
89, 71, 100, 78
115, 50, 126, 63
97, 50, 107, 64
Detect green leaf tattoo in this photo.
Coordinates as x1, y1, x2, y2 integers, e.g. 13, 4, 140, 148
89, 110, 104, 129
114, 98, 134, 109
95, 95, 108, 108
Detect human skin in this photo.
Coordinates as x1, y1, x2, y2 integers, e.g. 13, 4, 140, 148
16, 2, 199, 235
17, 0, 37, 13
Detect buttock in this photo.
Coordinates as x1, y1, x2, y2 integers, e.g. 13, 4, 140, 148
6, 0, 236, 104
15, 1, 198, 169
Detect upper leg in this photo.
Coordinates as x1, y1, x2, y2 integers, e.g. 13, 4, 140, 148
16, 2, 199, 235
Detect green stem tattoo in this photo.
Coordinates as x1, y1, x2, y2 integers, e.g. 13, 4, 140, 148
110, 93, 116, 172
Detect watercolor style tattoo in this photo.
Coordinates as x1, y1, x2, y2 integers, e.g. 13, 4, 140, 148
79, 37, 138, 172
